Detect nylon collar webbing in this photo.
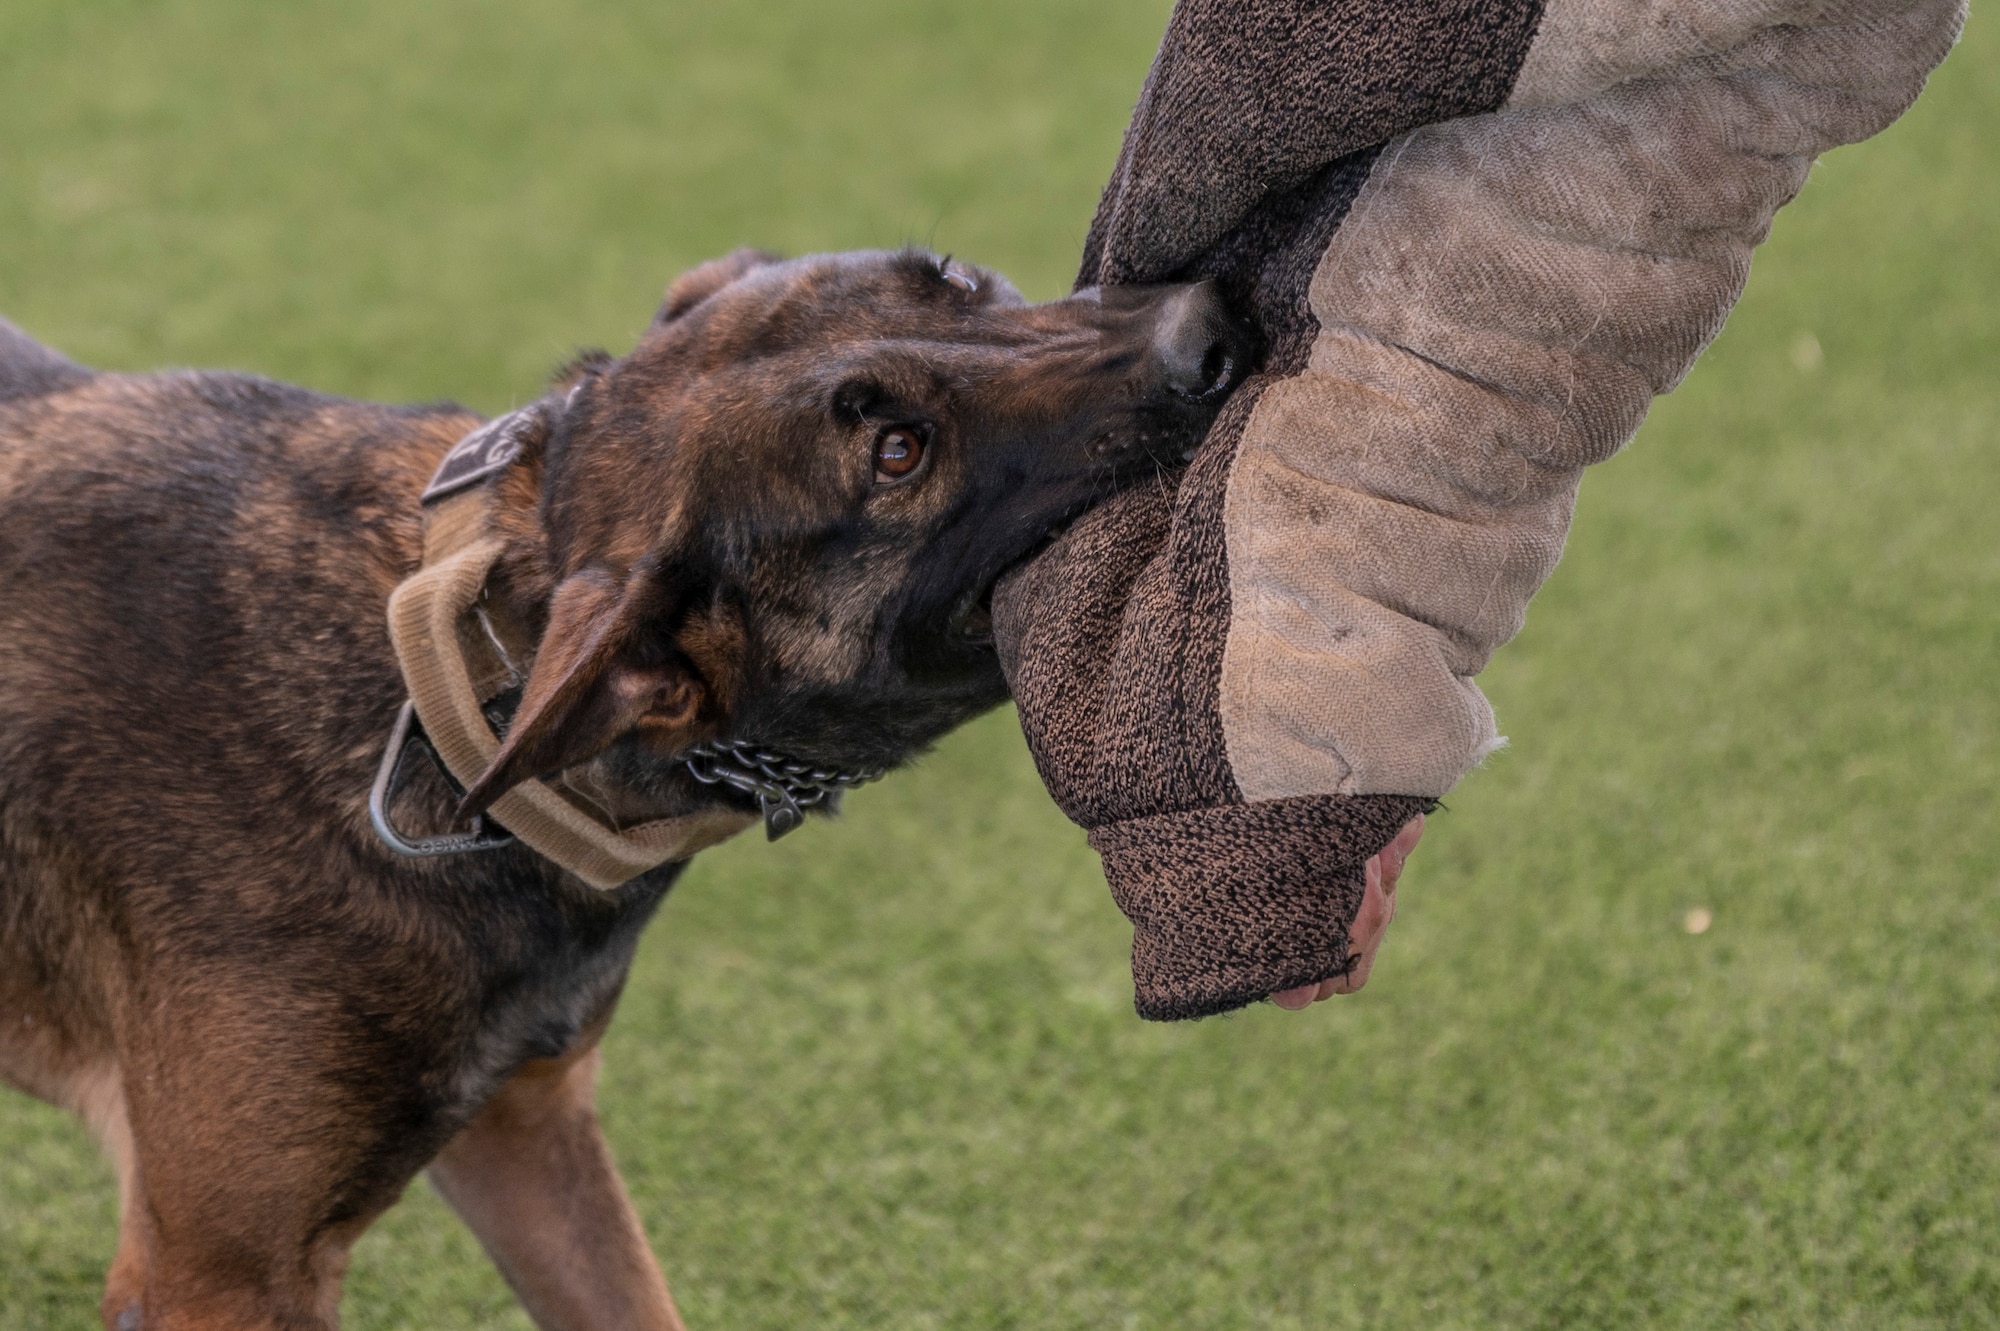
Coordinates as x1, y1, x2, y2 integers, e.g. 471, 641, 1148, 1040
380, 406, 754, 889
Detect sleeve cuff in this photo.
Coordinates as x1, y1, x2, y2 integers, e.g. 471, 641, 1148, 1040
1088, 793, 1434, 1020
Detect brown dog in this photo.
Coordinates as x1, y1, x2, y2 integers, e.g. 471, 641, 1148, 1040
0, 247, 1249, 1330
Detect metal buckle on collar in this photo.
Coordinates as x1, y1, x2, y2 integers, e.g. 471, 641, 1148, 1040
369, 700, 518, 857
680, 740, 885, 841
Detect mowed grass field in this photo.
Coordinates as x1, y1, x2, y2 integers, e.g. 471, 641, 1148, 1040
2, 1, 1996, 1327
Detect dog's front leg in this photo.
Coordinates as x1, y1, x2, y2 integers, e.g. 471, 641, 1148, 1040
428, 1039, 685, 1331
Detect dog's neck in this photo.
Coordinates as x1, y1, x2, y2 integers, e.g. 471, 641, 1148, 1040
374, 404, 882, 887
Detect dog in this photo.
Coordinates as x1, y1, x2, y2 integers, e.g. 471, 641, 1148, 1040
0, 245, 1249, 1330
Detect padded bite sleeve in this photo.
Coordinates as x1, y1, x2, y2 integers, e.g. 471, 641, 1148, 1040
995, 0, 1964, 1020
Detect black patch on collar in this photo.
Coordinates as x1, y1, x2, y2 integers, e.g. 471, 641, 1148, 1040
422, 407, 544, 505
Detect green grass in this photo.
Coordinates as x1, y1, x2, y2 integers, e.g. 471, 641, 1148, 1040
2, 2, 1995, 1327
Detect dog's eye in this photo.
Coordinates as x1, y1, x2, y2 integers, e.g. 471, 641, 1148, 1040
873, 426, 927, 483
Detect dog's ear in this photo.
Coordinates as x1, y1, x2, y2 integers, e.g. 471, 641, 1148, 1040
456, 561, 732, 818
656, 247, 782, 323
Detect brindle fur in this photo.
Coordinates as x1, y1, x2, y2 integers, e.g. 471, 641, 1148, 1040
0, 249, 1247, 1330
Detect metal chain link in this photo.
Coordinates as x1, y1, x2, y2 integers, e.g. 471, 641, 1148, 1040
679, 739, 885, 841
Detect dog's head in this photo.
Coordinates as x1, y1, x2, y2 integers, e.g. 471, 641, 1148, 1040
461, 247, 1252, 822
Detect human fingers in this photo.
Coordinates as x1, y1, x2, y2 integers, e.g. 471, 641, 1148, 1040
1324, 853, 1390, 996
1271, 982, 1318, 1009
1378, 814, 1425, 891
1271, 855, 1389, 1007
1271, 814, 1427, 1008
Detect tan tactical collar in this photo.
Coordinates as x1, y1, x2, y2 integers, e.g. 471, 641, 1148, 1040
374, 407, 754, 890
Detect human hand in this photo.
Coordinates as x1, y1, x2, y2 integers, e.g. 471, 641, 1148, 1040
1269, 814, 1424, 1009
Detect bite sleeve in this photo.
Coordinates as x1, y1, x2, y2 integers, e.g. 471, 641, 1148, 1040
995, 0, 1964, 1020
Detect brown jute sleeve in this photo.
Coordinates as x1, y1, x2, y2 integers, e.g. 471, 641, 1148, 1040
997, 0, 1962, 1020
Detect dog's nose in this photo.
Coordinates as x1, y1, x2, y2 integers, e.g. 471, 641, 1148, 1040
1150, 280, 1246, 400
